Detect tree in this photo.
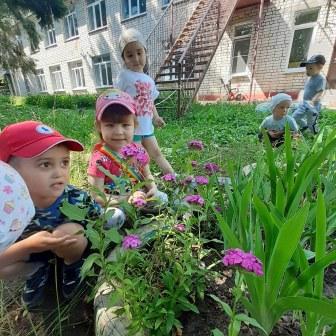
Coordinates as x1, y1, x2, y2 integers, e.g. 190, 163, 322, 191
0, 0, 68, 74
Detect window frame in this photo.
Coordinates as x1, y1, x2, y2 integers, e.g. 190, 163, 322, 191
69, 60, 86, 90
36, 69, 47, 92
92, 54, 113, 88
45, 26, 57, 48
64, 11, 79, 40
286, 8, 320, 72
49, 65, 64, 92
230, 22, 253, 77
87, 0, 107, 32
121, 0, 147, 20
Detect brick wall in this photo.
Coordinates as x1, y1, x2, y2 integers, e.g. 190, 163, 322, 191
199, 0, 336, 106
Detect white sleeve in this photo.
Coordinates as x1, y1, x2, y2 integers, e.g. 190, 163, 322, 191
115, 71, 126, 91
151, 80, 159, 101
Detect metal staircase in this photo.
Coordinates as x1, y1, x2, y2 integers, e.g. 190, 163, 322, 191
147, 0, 240, 115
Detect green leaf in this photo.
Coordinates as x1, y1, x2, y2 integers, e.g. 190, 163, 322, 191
212, 328, 225, 336
59, 200, 89, 221
80, 253, 101, 277
105, 227, 122, 244
266, 204, 309, 305
209, 294, 232, 317
235, 313, 267, 334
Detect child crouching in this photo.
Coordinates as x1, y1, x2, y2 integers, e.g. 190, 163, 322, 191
87, 89, 167, 212
0, 121, 101, 308
259, 93, 299, 147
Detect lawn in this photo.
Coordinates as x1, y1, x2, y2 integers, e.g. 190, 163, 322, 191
1, 96, 336, 336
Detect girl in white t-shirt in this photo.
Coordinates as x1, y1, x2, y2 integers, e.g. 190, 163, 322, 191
116, 28, 174, 174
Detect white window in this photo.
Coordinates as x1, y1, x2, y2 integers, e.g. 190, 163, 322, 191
50, 65, 64, 91
36, 69, 47, 92
87, 0, 107, 31
45, 26, 56, 47
122, 0, 146, 19
64, 12, 79, 39
92, 54, 113, 87
288, 8, 320, 69
69, 60, 86, 89
231, 23, 252, 75
162, 0, 170, 7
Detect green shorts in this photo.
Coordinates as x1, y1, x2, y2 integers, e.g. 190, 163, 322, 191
133, 134, 154, 142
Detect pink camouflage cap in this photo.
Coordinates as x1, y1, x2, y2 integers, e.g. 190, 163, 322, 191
95, 88, 136, 121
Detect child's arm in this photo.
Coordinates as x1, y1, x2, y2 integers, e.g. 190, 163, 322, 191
0, 231, 76, 269
88, 175, 129, 206
142, 164, 158, 198
311, 91, 324, 105
152, 105, 166, 128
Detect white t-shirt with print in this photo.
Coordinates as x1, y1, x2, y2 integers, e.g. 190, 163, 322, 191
116, 69, 159, 136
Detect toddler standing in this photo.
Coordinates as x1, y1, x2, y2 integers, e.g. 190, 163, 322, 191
116, 28, 174, 175
293, 54, 326, 134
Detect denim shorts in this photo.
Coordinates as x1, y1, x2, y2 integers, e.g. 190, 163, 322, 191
133, 133, 154, 142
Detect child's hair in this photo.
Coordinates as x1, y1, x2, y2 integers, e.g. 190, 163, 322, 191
119, 28, 147, 58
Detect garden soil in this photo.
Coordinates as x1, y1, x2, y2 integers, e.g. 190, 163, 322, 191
3, 263, 336, 335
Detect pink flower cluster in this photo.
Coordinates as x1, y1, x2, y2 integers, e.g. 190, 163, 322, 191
174, 223, 186, 232
204, 162, 220, 174
132, 197, 147, 208
222, 248, 263, 276
162, 173, 176, 182
184, 194, 205, 206
122, 234, 141, 249
188, 140, 204, 150
195, 176, 209, 185
120, 144, 149, 166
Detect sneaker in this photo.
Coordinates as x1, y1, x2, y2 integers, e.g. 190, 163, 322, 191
22, 263, 50, 309
62, 258, 84, 299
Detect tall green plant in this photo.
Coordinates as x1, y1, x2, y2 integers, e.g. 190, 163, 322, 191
214, 128, 336, 334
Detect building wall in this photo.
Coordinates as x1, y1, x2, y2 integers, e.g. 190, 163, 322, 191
199, 0, 336, 106
17, 0, 197, 96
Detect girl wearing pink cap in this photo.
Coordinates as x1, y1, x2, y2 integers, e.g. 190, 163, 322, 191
116, 28, 174, 175
88, 88, 168, 208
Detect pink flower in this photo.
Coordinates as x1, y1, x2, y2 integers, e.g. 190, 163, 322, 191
195, 176, 209, 185
132, 197, 147, 208
122, 234, 141, 249
174, 223, 186, 232
204, 162, 220, 174
162, 173, 176, 182
120, 144, 149, 166
222, 248, 263, 276
184, 194, 205, 206
188, 140, 204, 150
191, 160, 198, 167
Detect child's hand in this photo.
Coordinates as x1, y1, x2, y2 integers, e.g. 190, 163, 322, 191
153, 116, 166, 128
23, 231, 77, 253
146, 185, 158, 199
269, 130, 284, 139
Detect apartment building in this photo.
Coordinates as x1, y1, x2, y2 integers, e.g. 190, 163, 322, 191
9, 0, 336, 107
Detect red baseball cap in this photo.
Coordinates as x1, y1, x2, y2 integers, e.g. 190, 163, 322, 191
96, 88, 136, 120
0, 121, 84, 162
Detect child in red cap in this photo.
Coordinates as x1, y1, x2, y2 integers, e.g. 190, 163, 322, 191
0, 121, 101, 308
88, 88, 168, 208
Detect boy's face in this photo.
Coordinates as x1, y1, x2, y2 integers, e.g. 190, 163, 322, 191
305, 63, 323, 76
10, 145, 70, 208
97, 114, 135, 152
273, 101, 290, 120
123, 41, 146, 72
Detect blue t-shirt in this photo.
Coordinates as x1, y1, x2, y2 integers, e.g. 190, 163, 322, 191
21, 185, 101, 237
260, 115, 299, 132
303, 74, 326, 102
